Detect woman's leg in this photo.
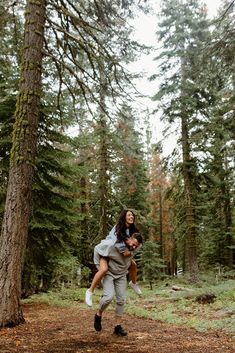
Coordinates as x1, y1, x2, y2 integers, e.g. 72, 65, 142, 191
90, 257, 108, 292
85, 257, 108, 306
129, 259, 142, 295
129, 259, 137, 284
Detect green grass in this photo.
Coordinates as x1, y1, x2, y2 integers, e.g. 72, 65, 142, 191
125, 278, 235, 333
23, 278, 235, 333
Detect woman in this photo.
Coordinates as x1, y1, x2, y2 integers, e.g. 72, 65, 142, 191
85, 209, 142, 307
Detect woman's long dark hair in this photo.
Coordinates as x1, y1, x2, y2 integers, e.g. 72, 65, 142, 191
115, 209, 139, 242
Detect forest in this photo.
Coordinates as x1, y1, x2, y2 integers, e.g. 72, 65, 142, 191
0, 0, 234, 332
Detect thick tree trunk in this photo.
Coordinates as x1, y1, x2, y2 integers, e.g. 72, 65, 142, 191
0, 0, 46, 328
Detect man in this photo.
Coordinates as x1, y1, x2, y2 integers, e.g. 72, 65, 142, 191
93, 232, 143, 336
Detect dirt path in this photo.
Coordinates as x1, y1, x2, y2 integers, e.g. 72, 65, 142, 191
0, 303, 234, 353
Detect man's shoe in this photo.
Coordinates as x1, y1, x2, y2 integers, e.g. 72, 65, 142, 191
94, 314, 102, 331
129, 281, 142, 295
114, 325, 127, 336
85, 289, 93, 306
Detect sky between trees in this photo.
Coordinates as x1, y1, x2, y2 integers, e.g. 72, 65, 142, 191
128, 0, 222, 157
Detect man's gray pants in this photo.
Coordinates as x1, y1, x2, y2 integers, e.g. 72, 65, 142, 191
99, 273, 127, 316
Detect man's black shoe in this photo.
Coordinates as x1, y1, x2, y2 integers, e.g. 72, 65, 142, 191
114, 325, 127, 336
94, 314, 102, 331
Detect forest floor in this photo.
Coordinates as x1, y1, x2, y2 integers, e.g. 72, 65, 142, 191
0, 302, 234, 353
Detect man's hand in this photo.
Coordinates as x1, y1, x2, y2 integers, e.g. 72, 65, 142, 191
123, 249, 131, 257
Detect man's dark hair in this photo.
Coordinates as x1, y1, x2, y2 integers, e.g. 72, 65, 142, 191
131, 232, 143, 245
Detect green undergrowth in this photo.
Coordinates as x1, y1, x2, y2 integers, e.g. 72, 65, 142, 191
23, 277, 235, 334
125, 278, 235, 333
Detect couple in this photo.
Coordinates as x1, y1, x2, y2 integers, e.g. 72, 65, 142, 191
85, 209, 143, 336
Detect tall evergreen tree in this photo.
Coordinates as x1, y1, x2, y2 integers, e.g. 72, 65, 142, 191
148, 149, 175, 275
0, 0, 46, 327
192, 2, 235, 269
0, 5, 85, 294
111, 104, 149, 228
0, 1, 23, 217
152, 0, 211, 281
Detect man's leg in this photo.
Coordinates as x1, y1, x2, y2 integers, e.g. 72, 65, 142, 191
113, 275, 127, 336
94, 274, 114, 332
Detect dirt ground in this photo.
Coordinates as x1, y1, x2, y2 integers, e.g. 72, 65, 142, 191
0, 303, 234, 353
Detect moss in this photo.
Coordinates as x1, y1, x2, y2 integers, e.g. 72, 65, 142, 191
35, 30, 43, 36
29, 0, 42, 5
22, 94, 28, 102
15, 156, 24, 163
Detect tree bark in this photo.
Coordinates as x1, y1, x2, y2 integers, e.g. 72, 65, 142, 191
0, 0, 46, 328
79, 168, 90, 265
98, 59, 108, 239
219, 149, 233, 268
181, 113, 199, 282
179, 52, 199, 283
159, 186, 163, 260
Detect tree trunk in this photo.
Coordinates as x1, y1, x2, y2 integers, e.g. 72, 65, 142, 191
159, 186, 163, 259
171, 232, 177, 276
0, 0, 46, 328
181, 114, 199, 282
98, 60, 108, 239
79, 172, 90, 265
220, 149, 233, 268
179, 52, 199, 283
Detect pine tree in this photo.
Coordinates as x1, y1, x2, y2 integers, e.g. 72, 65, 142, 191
192, 2, 235, 269
152, 0, 211, 281
148, 149, 176, 275
111, 104, 149, 222
0, 0, 46, 327
0, 2, 23, 217
0, 8, 85, 295
140, 240, 165, 289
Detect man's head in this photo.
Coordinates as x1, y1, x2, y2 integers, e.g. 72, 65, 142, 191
125, 232, 143, 250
